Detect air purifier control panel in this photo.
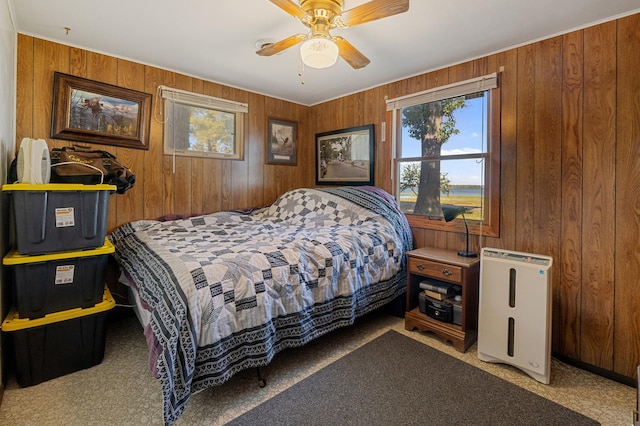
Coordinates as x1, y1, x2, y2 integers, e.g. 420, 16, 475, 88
482, 248, 551, 266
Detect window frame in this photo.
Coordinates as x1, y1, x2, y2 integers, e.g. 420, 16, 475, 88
389, 77, 501, 238
160, 86, 247, 160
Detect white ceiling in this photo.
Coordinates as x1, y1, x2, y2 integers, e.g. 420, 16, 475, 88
8, 0, 640, 106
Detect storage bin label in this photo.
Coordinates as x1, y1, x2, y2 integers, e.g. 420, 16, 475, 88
55, 207, 75, 227
55, 265, 75, 284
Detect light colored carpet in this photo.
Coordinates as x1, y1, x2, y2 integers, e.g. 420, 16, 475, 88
0, 308, 635, 426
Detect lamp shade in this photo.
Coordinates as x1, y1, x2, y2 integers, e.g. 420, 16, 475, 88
300, 37, 339, 69
442, 205, 468, 222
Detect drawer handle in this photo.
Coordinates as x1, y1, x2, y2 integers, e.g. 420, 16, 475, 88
441, 269, 453, 276
417, 264, 425, 270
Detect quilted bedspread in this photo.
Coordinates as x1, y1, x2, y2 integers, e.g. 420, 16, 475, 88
109, 186, 412, 425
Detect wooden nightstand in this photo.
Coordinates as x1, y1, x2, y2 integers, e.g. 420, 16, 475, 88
405, 247, 480, 352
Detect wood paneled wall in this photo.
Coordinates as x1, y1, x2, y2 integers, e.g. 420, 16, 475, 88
14, 13, 640, 381
311, 14, 640, 380
15, 35, 314, 233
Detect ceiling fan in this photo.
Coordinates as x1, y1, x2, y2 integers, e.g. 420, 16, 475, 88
256, 0, 410, 69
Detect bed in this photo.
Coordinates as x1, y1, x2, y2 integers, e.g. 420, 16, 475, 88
108, 186, 412, 425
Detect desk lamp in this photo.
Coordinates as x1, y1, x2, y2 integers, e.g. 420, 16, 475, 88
442, 205, 477, 258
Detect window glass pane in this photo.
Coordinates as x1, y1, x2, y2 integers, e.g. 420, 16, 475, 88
171, 103, 236, 155
398, 159, 484, 219
400, 92, 487, 158
441, 159, 484, 221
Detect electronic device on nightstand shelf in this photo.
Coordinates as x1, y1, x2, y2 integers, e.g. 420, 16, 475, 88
418, 279, 462, 325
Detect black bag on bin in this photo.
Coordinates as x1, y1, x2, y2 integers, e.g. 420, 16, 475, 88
50, 146, 135, 194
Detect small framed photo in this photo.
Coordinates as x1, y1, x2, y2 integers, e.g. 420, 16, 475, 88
266, 118, 297, 165
316, 124, 374, 186
50, 72, 151, 150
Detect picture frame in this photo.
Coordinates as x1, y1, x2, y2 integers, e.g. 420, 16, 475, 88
316, 124, 374, 186
50, 72, 152, 150
266, 118, 297, 165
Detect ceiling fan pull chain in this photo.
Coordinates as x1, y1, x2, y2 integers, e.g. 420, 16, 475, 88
299, 59, 305, 85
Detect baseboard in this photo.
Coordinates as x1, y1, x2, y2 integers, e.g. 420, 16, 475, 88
554, 353, 636, 388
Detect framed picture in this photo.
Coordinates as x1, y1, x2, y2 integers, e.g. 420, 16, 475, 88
316, 124, 374, 186
267, 118, 297, 165
50, 72, 152, 150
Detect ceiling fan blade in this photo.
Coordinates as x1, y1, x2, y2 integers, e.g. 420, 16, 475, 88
334, 36, 370, 69
339, 0, 410, 27
269, 0, 307, 20
256, 34, 306, 56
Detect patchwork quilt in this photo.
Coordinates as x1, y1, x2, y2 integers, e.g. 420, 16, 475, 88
109, 186, 412, 425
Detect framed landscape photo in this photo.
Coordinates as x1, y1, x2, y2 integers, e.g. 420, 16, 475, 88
316, 124, 374, 185
51, 72, 152, 150
266, 118, 297, 165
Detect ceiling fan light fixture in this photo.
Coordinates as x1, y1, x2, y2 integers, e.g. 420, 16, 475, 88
300, 37, 339, 69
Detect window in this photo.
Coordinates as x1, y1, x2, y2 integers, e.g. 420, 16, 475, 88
160, 86, 247, 160
387, 74, 500, 237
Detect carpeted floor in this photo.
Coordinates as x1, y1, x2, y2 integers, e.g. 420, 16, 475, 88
0, 308, 635, 425
229, 330, 597, 425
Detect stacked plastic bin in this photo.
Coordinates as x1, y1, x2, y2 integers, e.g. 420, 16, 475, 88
1, 183, 116, 387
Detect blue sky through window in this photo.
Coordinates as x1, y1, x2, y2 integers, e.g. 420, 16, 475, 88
400, 93, 487, 185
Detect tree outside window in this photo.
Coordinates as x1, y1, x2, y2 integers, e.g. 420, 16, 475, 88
168, 104, 237, 156
161, 87, 246, 161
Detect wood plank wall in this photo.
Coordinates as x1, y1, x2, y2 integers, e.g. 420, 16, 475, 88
15, 34, 313, 234
310, 14, 640, 381
13, 12, 640, 381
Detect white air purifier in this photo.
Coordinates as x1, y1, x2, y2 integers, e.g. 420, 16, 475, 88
477, 247, 553, 384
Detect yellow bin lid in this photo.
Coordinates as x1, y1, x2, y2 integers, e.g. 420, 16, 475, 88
2, 183, 116, 192
1, 286, 115, 331
3, 239, 115, 265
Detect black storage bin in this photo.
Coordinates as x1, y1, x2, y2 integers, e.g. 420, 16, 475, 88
3, 183, 115, 255
1, 287, 115, 387
3, 241, 115, 318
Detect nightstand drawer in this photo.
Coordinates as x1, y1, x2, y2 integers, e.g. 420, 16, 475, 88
408, 257, 462, 283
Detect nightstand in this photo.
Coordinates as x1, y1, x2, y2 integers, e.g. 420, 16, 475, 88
405, 247, 480, 352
